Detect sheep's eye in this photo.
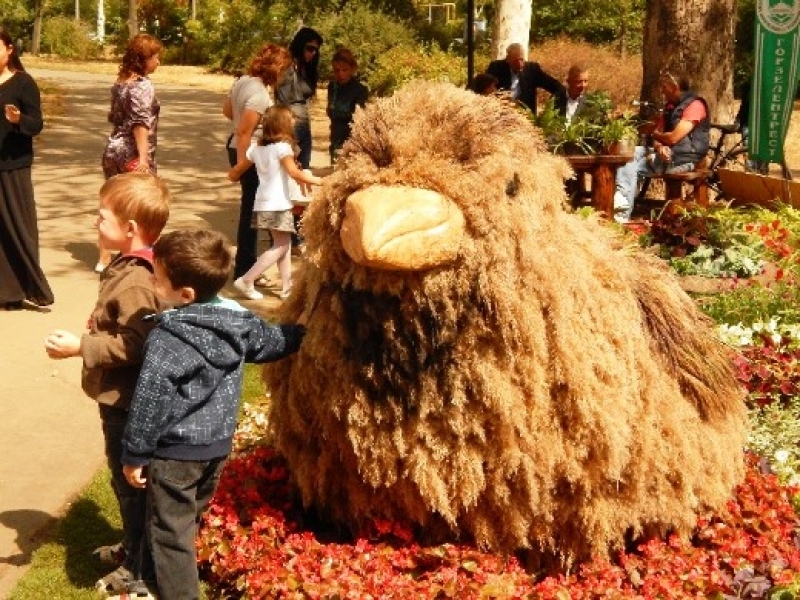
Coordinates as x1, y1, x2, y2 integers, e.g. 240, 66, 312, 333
505, 173, 520, 197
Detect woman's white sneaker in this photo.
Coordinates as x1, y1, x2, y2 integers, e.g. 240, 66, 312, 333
233, 277, 263, 300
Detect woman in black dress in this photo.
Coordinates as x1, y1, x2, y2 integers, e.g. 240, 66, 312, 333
0, 29, 52, 309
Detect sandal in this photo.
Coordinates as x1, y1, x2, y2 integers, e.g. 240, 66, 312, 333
93, 542, 127, 565
96, 565, 134, 595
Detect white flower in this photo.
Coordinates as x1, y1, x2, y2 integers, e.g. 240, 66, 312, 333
717, 323, 753, 347
774, 449, 790, 463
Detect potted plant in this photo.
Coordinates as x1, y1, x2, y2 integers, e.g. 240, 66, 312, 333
530, 99, 599, 155
529, 98, 568, 149
551, 119, 598, 155
594, 113, 639, 155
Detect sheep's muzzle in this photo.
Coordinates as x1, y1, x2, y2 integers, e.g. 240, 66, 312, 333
340, 185, 466, 271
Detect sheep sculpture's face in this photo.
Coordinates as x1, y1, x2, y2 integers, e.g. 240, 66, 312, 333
300, 81, 572, 297
290, 82, 577, 411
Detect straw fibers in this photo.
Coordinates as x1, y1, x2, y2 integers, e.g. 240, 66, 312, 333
264, 81, 748, 562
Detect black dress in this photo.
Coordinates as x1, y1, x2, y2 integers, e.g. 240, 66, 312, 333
0, 70, 53, 307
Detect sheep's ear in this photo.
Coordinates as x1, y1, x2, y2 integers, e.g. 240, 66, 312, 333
505, 173, 520, 197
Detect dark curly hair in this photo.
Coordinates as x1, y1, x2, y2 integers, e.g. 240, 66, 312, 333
248, 43, 293, 87
288, 27, 324, 92
118, 33, 163, 79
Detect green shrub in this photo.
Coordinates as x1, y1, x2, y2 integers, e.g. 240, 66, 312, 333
415, 19, 465, 51
314, 5, 418, 85
202, 0, 298, 74
369, 43, 467, 97
699, 280, 800, 327
41, 17, 101, 60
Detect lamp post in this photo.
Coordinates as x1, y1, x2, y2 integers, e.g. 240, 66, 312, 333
466, 0, 475, 86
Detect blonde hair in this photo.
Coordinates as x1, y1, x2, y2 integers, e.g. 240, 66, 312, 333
259, 105, 296, 147
99, 173, 170, 244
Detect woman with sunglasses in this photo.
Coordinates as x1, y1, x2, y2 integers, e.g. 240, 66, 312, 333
276, 27, 324, 171
276, 27, 323, 251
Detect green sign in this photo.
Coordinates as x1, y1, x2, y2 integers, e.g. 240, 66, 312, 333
749, 0, 800, 164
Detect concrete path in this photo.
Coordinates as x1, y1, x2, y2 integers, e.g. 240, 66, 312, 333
0, 67, 302, 597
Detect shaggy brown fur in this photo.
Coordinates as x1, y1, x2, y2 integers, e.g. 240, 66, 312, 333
264, 81, 748, 561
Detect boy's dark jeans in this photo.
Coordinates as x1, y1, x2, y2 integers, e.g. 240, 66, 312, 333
99, 405, 147, 578
140, 456, 226, 600
227, 143, 259, 278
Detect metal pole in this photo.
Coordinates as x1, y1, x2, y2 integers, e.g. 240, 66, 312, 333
466, 0, 475, 86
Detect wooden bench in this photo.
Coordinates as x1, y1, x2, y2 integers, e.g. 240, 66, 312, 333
637, 157, 710, 207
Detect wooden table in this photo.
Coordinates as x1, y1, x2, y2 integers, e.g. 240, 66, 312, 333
565, 154, 633, 217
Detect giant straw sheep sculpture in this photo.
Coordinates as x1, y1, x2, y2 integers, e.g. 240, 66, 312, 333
264, 81, 748, 562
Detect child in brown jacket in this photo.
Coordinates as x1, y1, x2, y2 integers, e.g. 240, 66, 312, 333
45, 173, 170, 598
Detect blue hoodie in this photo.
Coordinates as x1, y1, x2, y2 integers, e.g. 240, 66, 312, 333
121, 297, 304, 466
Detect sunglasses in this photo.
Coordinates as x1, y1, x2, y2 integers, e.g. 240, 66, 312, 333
304, 44, 320, 53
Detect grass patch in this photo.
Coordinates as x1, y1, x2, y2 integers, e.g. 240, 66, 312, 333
9, 364, 266, 599
7, 470, 120, 600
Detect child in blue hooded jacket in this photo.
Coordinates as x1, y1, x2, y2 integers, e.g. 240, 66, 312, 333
120, 228, 305, 600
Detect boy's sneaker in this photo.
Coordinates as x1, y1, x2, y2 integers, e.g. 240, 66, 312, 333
107, 579, 159, 599
233, 277, 263, 300
92, 542, 126, 566
96, 565, 134, 595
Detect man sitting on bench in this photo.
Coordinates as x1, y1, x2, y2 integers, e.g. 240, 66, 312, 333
613, 69, 709, 222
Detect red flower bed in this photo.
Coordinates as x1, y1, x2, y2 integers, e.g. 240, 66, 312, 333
734, 344, 800, 408
198, 449, 800, 599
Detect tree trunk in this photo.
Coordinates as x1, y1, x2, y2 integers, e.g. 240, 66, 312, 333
491, 0, 532, 59
97, 0, 106, 43
127, 0, 138, 39
31, 0, 43, 54
641, 0, 736, 121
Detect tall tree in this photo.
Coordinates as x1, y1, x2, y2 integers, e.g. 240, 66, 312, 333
127, 0, 137, 37
32, 0, 44, 53
491, 0, 531, 59
641, 0, 736, 121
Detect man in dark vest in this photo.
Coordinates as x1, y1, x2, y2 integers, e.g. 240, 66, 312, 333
485, 43, 564, 114
613, 70, 709, 222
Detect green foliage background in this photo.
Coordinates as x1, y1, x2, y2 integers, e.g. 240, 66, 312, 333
5, 0, 760, 97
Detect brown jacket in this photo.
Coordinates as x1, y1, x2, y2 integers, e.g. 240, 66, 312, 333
81, 250, 161, 409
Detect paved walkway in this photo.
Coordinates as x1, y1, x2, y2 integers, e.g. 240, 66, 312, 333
0, 68, 302, 597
